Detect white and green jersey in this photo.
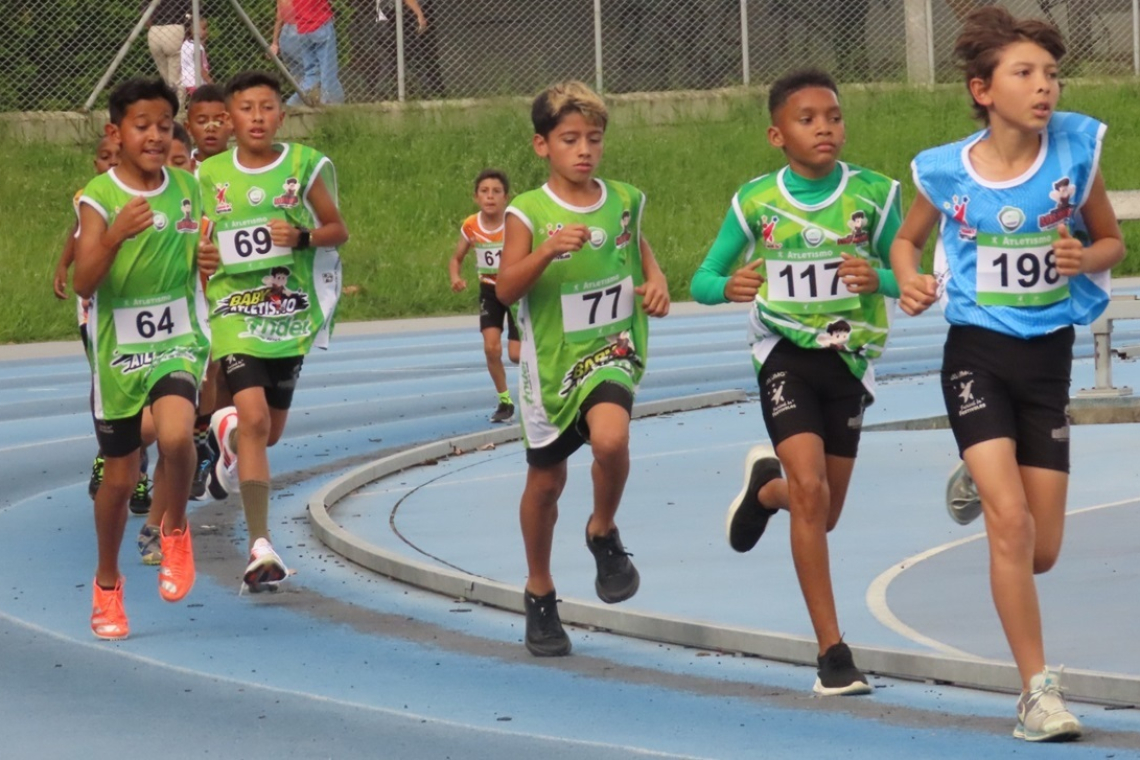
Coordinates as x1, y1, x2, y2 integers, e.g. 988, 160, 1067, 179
506, 179, 649, 449
79, 167, 210, 420
199, 143, 342, 359
735, 162, 899, 391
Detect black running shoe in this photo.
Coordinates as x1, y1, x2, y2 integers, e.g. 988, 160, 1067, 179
726, 444, 782, 553
524, 590, 571, 657
585, 525, 640, 603
813, 642, 872, 696
128, 472, 152, 515
490, 401, 515, 424
190, 440, 218, 501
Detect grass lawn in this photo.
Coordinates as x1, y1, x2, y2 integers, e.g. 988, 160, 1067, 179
5, 82, 1140, 344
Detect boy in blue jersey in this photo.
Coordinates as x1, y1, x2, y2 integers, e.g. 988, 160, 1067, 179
891, 7, 1123, 742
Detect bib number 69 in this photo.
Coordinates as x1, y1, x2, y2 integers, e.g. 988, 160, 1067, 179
234, 227, 274, 258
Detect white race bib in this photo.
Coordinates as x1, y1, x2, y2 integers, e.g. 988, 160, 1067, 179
474, 243, 501, 275
113, 291, 194, 353
218, 221, 293, 274
560, 275, 635, 343
764, 246, 860, 314
975, 231, 1068, 307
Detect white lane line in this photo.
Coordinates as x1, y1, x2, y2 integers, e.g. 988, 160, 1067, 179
866, 496, 1140, 657
0, 434, 92, 455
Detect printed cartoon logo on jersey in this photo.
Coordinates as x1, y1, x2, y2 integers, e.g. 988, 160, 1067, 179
761, 215, 781, 249
614, 210, 632, 249
273, 178, 301, 209
945, 195, 976, 240
816, 319, 851, 350
214, 182, 232, 214
175, 198, 199, 233
213, 266, 311, 318
559, 330, 642, 397
1038, 177, 1076, 229
837, 211, 869, 246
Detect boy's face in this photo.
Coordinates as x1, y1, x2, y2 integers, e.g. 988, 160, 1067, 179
474, 178, 507, 216
93, 137, 120, 174
109, 98, 175, 175
972, 40, 1059, 131
767, 87, 845, 179
186, 100, 231, 158
227, 86, 285, 152
167, 139, 191, 169
533, 111, 604, 186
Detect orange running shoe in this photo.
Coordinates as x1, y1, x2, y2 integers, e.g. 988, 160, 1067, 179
158, 522, 196, 602
91, 577, 129, 640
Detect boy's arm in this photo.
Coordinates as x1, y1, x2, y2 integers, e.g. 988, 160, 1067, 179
869, 186, 904, 299
74, 197, 154, 299
448, 234, 472, 292
690, 205, 752, 305
889, 193, 941, 316
267, 175, 349, 248
635, 237, 669, 317
495, 213, 589, 305
1055, 168, 1124, 276
53, 223, 78, 299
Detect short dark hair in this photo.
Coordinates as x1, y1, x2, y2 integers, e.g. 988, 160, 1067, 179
172, 122, 191, 146
531, 80, 608, 138
270, 266, 290, 277
474, 168, 510, 195
108, 77, 179, 124
767, 69, 838, 119
954, 6, 1065, 123
188, 84, 226, 108
225, 71, 283, 101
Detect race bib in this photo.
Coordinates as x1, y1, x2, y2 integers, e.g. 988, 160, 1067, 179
218, 219, 294, 274
112, 290, 194, 353
560, 275, 634, 343
474, 243, 501, 275
975, 231, 1068, 307
764, 246, 860, 314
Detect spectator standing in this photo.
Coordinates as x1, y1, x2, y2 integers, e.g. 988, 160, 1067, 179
270, 0, 305, 101
294, 0, 345, 104
146, 0, 191, 95
180, 16, 214, 101
403, 0, 444, 98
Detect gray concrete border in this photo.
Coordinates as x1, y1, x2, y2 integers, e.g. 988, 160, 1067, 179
308, 389, 1140, 706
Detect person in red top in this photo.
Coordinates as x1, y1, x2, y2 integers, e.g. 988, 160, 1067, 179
293, 0, 344, 104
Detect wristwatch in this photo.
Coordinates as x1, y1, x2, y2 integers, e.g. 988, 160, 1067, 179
295, 226, 311, 249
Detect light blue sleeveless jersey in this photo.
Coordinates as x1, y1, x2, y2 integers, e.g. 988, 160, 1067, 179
912, 111, 1110, 338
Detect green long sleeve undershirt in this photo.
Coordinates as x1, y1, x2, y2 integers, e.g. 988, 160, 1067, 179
690, 164, 901, 304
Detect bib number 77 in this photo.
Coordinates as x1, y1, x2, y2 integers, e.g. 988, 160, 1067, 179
561, 275, 635, 343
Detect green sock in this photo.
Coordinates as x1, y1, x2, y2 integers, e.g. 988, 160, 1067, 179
240, 480, 271, 543
498, 390, 512, 404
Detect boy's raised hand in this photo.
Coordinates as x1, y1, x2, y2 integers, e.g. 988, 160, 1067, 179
635, 273, 670, 318
107, 196, 154, 246
1053, 224, 1083, 277
198, 217, 220, 278
542, 224, 590, 258
898, 273, 939, 316
724, 257, 765, 302
838, 252, 879, 294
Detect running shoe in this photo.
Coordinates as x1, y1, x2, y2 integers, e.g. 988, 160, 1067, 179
946, 460, 982, 525
210, 406, 240, 498
129, 472, 152, 515
813, 642, 872, 696
726, 444, 782, 552
585, 524, 640, 603
1015, 668, 1082, 742
91, 577, 129, 641
158, 522, 195, 602
190, 439, 218, 501
490, 401, 515, 424
88, 454, 104, 499
524, 589, 571, 657
137, 524, 163, 565
243, 537, 288, 593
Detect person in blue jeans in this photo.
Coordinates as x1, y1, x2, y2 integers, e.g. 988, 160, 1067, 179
293, 0, 344, 105
271, 0, 305, 98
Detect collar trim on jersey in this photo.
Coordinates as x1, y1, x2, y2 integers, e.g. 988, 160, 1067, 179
476, 211, 505, 235
960, 129, 1049, 189
775, 163, 849, 212
108, 166, 170, 198
233, 143, 290, 174
541, 179, 607, 213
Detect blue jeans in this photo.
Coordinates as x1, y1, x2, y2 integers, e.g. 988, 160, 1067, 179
298, 19, 344, 104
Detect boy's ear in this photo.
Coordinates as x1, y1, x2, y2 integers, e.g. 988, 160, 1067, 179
104, 122, 120, 141
532, 133, 549, 158
766, 124, 784, 150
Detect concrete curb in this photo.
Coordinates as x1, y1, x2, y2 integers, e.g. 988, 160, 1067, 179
307, 389, 1140, 706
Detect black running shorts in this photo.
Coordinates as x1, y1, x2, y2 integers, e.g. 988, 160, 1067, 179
479, 282, 519, 341
94, 371, 198, 458
526, 381, 634, 468
220, 353, 304, 411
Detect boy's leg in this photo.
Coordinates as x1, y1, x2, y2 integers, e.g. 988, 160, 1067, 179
482, 326, 508, 395
150, 385, 200, 603
520, 461, 568, 597
233, 385, 273, 545
95, 451, 142, 588
1021, 465, 1068, 574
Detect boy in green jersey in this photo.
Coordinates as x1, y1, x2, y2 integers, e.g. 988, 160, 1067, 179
498, 81, 670, 657
74, 78, 218, 640
199, 71, 348, 593
690, 69, 902, 695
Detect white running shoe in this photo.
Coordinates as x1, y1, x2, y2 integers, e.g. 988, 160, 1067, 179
243, 537, 288, 593
946, 460, 982, 526
209, 406, 240, 498
1014, 668, 1082, 742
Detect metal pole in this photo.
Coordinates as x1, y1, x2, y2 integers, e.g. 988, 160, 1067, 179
396, 0, 406, 101
925, 0, 935, 85
226, 0, 315, 106
192, 0, 203, 89
84, 0, 162, 111
593, 0, 604, 93
1133, 0, 1140, 75
739, 0, 750, 87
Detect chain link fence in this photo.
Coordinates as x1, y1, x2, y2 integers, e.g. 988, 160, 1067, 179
2, 0, 1138, 113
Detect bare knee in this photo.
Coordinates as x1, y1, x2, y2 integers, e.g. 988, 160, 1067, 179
985, 500, 1035, 559
483, 334, 503, 362
507, 341, 520, 365
590, 427, 629, 467
240, 407, 271, 443
787, 471, 829, 525
525, 465, 566, 507
1033, 550, 1059, 574
156, 431, 193, 463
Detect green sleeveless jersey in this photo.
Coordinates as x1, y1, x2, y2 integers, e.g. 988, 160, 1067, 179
79, 167, 210, 420
506, 180, 649, 449
199, 143, 342, 359
735, 162, 899, 386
